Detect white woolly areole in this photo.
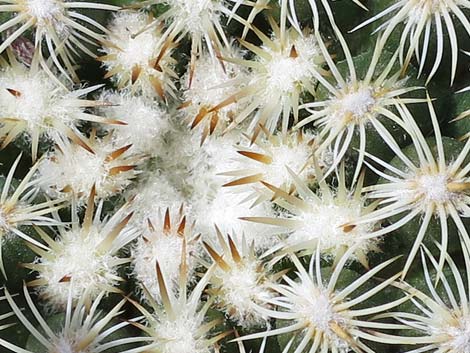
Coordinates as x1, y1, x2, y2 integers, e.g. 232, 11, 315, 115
138, 120, 239, 203
37, 138, 136, 201
50, 338, 77, 353
265, 55, 304, 93
35, 227, 122, 307
51, 331, 93, 353
213, 258, 273, 327
291, 283, 350, 352
261, 33, 321, 99
430, 314, 470, 353
127, 126, 277, 250
185, 132, 279, 250
287, 198, 377, 258
26, 0, 64, 24
339, 87, 375, 118
166, 0, 221, 36
0, 66, 80, 136
132, 224, 196, 301
0, 207, 9, 232
192, 188, 278, 251
126, 127, 279, 250
105, 12, 160, 70
188, 130, 244, 187
415, 173, 452, 203
123, 119, 197, 223
39, 146, 103, 196
152, 312, 210, 353
128, 176, 186, 228
238, 131, 316, 188
99, 91, 169, 154
101, 11, 175, 97
25, 0, 69, 39
331, 86, 376, 125
266, 143, 312, 186
407, 0, 441, 24
445, 316, 470, 353
133, 235, 184, 299
181, 51, 250, 128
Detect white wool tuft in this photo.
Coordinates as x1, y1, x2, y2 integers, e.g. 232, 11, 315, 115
182, 132, 278, 250
26, 0, 63, 21
192, 188, 278, 251
128, 173, 187, 228
180, 50, 250, 132
101, 11, 176, 97
213, 255, 273, 327
0, 208, 9, 232
132, 211, 197, 301
165, 0, 220, 36
416, 173, 451, 203
123, 120, 196, 230
37, 137, 137, 201
0, 63, 108, 156
432, 315, 470, 353
0, 66, 71, 134
291, 282, 350, 352
133, 233, 186, 300
287, 197, 378, 258
31, 200, 139, 309
104, 11, 161, 70
447, 317, 470, 353
99, 91, 169, 155
182, 53, 244, 107
51, 333, 88, 353
235, 131, 316, 189
35, 226, 122, 307
262, 32, 321, 98
407, 0, 441, 24
266, 143, 312, 185
338, 87, 376, 119
39, 146, 103, 195
154, 313, 209, 353
50, 338, 75, 353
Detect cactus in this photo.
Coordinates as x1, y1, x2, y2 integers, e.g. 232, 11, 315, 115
1, 1, 470, 353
